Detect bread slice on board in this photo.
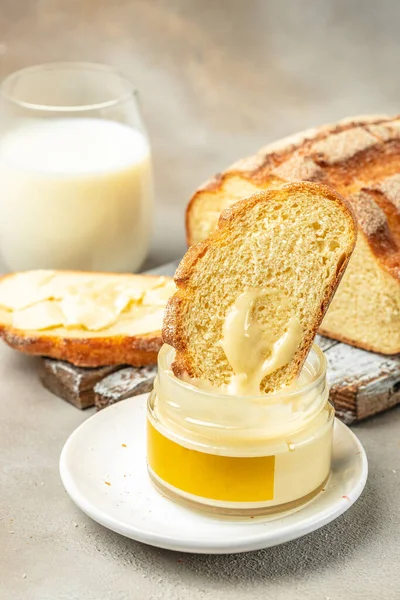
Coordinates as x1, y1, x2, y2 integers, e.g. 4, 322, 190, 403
0, 270, 176, 367
186, 115, 400, 354
163, 182, 357, 393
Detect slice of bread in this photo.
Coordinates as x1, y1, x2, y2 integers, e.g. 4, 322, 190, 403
0, 270, 176, 367
185, 115, 400, 354
163, 182, 357, 393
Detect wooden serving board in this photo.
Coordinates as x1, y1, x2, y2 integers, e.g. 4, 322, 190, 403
38, 360, 121, 409
316, 334, 400, 424
39, 334, 400, 424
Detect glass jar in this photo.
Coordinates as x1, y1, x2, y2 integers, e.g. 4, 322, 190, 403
147, 344, 333, 516
0, 62, 153, 273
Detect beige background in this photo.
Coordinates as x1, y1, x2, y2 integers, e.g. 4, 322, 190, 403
1, 0, 400, 267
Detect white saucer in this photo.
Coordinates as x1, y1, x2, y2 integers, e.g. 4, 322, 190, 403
60, 395, 368, 554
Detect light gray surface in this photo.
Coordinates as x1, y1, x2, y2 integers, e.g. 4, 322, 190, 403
2, 1, 400, 268
0, 262, 399, 600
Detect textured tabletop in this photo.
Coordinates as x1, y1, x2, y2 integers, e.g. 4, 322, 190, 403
1, 261, 399, 600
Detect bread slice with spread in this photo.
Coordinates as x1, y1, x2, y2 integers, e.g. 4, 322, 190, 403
0, 270, 176, 367
163, 182, 357, 394
186, 115, 400, 354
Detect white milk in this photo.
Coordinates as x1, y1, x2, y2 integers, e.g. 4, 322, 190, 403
0, 118, 153, 272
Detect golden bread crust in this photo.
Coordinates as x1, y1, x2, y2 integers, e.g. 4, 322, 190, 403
0, 327, 161, 367
317, 326, 393, 355
186, 115, 400, 283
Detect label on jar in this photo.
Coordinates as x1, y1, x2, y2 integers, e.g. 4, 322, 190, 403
147, 421, 275, 502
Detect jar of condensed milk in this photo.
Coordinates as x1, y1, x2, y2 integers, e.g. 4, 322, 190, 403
147, 343, 333, 516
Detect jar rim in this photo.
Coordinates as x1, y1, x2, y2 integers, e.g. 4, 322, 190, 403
158, 343, 327, 401
0, 62, 137, 113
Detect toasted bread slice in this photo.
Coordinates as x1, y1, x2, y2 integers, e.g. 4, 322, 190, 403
0, 270, 176, 367
186, 114, 400, 354
163, 182, 357, 393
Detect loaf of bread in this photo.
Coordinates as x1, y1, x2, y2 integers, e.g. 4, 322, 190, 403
0, 270, 176, 367
186, 115, 400, 354
164, 182, 356, 393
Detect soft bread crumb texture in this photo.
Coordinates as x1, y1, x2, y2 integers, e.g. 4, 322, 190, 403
164, 183, 356, 393
189, 176, 264, 245
186, 115, 400, 354
320, 236, 400, 353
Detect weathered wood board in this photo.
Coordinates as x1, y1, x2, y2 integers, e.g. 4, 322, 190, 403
38, 359, 121, 409
316, 335, 400, 423
94, 366, 157, 410
39, 335, 400, 423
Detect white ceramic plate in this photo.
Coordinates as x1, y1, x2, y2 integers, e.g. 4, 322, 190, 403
60, 395, 368, 554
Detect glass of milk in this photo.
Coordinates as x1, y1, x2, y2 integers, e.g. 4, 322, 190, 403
0, 63, 154, 272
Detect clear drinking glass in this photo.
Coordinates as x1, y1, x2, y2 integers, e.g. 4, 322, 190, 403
0, 62, 154, 273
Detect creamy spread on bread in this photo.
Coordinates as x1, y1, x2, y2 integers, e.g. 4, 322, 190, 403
221, 290, 302, 395
179, 289, 303, 396
0, 270, 176, 334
